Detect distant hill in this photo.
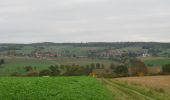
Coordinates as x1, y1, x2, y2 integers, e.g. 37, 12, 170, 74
0, 42, 170, 58
0, 42, 170, 48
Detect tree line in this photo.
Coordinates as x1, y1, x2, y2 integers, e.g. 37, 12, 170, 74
8, 59, 170, 77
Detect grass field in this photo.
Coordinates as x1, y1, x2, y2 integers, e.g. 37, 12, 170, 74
140, 57, 170, 66
16, 46, 35, 54
15, 45, 108, 56
100, 76, 170, 100
0, 77, 113, 100
0, 57, 112, 76
0, 57, 57, 76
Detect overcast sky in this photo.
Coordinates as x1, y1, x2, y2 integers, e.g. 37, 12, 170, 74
0, 0, 170, 43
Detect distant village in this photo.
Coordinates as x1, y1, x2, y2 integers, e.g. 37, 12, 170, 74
2, 48, 152, 60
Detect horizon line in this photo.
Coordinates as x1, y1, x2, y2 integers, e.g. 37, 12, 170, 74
0, 41, 170, 44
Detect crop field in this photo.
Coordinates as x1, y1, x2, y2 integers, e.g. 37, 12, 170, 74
141, 57, 170, 66
53, 57, 113, 66
0, 58, 57, 75
100, 76, 170, 100
0, 57, 112, 75
0, 77, 113, 100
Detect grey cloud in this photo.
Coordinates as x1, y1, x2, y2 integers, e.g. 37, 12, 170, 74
0, 0, 170, 43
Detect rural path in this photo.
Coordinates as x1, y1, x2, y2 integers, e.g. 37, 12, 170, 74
100, 78, 156, 100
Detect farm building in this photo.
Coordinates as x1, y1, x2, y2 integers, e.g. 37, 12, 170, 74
142, 49, 151, 57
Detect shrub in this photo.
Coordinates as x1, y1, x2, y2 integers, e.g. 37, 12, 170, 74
162, 64, 170, 74
11, 72, 21, 76
24, 66, 33, 72
26, 71, 39, 76
63, 66, 85, 76
114, 64, 128, 76
48, 65, 60, 76
39, 69, 51, 76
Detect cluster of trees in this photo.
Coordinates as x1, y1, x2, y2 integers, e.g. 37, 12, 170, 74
129, 59, 148, 76
40, 63, 105, 76
110, 63, 128, 77
39, 65, 60, 76
10, 57, 170, 77
109, 59, 149, 77
109, 60, 170, 77
1, 42, 170, 48
11, 63, 105, 77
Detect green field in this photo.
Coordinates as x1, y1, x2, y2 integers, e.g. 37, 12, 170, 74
0, 58, 57, 75
0, 76, 169, 100
0, 77, 113, 100
16, 46, 35, 54
15, 45, 109, 56
141, 57, 170, 66
0, 57, 112, 76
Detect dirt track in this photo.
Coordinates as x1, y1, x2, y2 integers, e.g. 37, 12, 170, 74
116, 75, 170, 92
100, 78, 155, 100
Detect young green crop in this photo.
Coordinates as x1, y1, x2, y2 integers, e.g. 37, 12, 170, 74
0, 77, 113, 100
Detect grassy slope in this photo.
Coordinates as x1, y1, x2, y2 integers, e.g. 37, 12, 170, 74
0, 77, 113, 100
